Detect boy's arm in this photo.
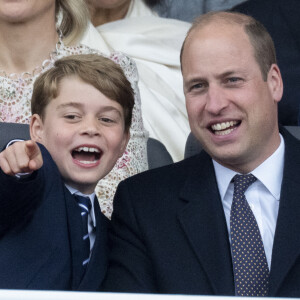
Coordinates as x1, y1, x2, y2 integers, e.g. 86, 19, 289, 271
0, 141, 44, 236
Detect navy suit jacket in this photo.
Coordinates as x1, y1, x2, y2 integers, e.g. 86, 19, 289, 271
0, 144, 108, 290
232, 0, 300, 126
103, 128, 300, 296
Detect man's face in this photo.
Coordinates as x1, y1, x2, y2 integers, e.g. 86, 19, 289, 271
182, 23, 283, 173
31, 76, 129, 194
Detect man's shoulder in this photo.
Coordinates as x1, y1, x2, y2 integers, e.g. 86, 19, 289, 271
122, 152, 208, 188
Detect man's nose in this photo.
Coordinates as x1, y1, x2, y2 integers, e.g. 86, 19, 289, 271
205, 85, 229, 115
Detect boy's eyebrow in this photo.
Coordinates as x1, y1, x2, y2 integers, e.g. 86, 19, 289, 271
56, 102, 123, 116
56, 102, 83, 110
100, 106, 123, 117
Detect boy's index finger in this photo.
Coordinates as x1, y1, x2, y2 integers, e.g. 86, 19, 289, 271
25, 141, 43, 170
25, 140, 40, 158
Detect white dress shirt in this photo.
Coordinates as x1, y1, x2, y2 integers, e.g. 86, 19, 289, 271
213, 135, 285, 269
65, 185, 96, 252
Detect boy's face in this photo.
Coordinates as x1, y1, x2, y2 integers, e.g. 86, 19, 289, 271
30, 76, 129, 194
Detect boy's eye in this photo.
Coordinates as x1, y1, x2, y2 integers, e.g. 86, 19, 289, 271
64, 114, 80, 120
99, 117, 115, 123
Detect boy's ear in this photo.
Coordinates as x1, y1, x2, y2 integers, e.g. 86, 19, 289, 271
30, 114, 44, 143
118, 131, 130, 158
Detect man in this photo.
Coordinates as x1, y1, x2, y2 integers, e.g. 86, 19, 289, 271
102, 12, 300, 297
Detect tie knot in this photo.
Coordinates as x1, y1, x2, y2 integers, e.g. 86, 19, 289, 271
233, 174, 256, 195
75, 195, 92, 214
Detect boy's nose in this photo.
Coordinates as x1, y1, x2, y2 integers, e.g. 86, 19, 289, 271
81, 117, 100, 136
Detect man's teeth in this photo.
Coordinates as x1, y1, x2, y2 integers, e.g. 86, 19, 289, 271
215, 128, 234, 136
75, 147, 100, 153
211, 121, 237, 131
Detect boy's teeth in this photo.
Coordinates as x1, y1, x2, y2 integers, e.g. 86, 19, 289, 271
78, 160, 98, 165
76, 147, 99, 153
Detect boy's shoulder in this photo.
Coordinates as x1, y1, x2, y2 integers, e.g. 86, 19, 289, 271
38, 143, 62, 176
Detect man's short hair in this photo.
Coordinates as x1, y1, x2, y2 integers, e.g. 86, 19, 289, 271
31, 54, 134, 132
180, 11, 277, 81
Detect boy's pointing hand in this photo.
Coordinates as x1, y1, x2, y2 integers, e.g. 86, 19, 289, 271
0, 140, 43, 176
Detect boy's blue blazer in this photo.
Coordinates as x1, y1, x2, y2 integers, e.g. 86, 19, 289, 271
0, 144, 108, 290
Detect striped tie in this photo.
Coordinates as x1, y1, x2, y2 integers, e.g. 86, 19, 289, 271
75, 195, 92, 269
230, 174, 269, 296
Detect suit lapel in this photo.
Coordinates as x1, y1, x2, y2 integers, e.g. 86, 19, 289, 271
79, 197, 109, 291
177, 152, 235, 295
269, 129, 300, 295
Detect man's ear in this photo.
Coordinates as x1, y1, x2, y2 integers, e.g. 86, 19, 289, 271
118, 131, 130, 158
30, 114, 44, 143
267, 64, 283, 103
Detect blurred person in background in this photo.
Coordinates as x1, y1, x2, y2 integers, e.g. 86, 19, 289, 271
84, 0, 191, 162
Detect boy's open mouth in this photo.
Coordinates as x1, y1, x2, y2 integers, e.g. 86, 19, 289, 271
72, 146, 102, 165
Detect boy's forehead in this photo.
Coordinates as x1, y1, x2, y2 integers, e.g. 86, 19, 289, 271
46, 77, 122, 112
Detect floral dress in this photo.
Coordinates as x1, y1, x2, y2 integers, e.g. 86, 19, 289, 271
0, 41, 148, 219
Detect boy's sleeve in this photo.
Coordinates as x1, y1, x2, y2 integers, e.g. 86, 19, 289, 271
0, 150, 45, 237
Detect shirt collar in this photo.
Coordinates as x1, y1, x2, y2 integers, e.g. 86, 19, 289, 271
213, 134, 285, 201
64, 184, 97, 226
65, 184, 96, 204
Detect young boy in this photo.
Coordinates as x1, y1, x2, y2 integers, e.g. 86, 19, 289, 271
0, 54, 134, 291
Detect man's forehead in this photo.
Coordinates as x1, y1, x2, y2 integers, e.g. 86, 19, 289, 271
189, 21, 245, 44
182, 22, 251, 65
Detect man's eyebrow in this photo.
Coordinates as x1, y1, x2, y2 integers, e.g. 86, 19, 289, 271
217, 71, 243, 80
184, 77, 206, 88
185, 70, 244, 86
219, 71, 235, 78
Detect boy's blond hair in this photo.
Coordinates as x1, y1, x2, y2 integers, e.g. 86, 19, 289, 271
31, 54, 134, 132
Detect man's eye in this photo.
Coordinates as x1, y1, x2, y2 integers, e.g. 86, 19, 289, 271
192, 83, 203, 89
228, 77, 241, 83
